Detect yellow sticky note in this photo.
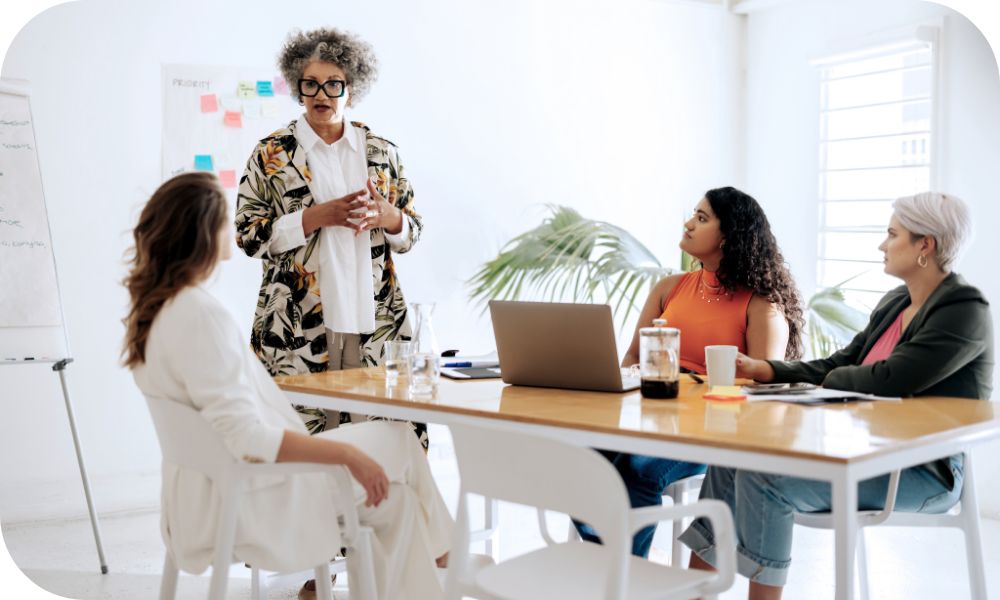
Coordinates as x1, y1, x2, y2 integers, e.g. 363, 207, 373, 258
237, 81, 256, 99
704, 385, 746, 401
710, 386, 743, 396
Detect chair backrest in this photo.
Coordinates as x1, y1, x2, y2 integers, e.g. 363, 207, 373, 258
145, 395, 237, 481
449, 422, 631, 551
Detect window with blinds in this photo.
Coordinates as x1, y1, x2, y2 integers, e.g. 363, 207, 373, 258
816, 39, 936, 310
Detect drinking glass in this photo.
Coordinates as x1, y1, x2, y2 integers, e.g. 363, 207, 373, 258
409, 351, 439, 395
384, 340, 413, 386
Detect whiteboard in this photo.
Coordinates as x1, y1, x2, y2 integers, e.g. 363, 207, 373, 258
161, 64, 300, 187
0, 81, 69, 360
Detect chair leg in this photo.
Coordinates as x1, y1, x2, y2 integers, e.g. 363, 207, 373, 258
670, 487, 684, 567
315, 563, 333, 600
208, 490, 240, 600
250, 566, 265, 600
483, 497, 499, 559
959, 461, 988, 600
207, 562, 232, 600
856, 529, 870, 600
159, 552, 179, 600
349, 526, 379, 600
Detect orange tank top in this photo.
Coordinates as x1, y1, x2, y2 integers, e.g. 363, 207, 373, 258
660, 269, 753, 374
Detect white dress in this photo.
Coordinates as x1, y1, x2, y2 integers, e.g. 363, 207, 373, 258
132, 285, 452, 598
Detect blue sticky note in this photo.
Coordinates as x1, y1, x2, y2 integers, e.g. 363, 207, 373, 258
194, 155, 214, 171
256, 80, 274, 97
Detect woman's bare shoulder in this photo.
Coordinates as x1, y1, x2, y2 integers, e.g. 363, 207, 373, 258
747, 294, 782, 316
648, 272, 689, 309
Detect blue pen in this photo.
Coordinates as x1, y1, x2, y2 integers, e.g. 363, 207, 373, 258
443, 361, 472, 368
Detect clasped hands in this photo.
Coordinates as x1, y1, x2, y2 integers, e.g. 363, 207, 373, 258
302, 178, 402, 237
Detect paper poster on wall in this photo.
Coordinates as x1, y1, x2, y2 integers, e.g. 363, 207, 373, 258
161, 64, 300, 190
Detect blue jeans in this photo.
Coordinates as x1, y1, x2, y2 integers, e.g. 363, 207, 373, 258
678, 456, 963, 587
574, 451, 707, 557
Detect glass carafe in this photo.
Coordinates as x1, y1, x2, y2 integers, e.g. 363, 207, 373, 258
639, 325, 680, 399
408, 303, 440, 394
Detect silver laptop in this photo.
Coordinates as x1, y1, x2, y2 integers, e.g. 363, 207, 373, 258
489, 300, 640, 393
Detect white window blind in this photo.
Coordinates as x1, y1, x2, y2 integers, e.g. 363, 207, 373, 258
815, 37, 936, 310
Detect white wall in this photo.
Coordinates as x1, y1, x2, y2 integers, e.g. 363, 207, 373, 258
5, 0, 997, 526
741, 0, 1000, 514
0, 0, 734, 522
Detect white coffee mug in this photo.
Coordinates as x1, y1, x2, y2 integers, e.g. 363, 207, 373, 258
704, 345, 738, 388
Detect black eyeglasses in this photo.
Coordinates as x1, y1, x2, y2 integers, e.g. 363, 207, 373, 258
298, 79, 346, 98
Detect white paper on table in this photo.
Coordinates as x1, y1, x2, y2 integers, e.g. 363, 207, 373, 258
746, 387, 900, 403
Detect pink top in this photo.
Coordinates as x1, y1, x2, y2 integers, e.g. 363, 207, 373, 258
861, 312, 904, 365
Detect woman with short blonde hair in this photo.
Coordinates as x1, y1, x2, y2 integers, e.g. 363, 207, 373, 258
682, 191, 993, 599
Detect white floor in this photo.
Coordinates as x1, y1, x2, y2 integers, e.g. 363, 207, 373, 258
4, 425, 1000, 599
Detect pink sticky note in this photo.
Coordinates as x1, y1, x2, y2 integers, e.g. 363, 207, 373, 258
273, 76, 289, 95
223, 110, 243, 128
200, 94, 218, 113
219, 170, 237, 189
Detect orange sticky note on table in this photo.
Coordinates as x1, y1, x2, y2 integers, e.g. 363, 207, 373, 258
218, 170, 237, 189
223, 110, 243, 128
200, 94, 218, 113
704, 385, 747, 402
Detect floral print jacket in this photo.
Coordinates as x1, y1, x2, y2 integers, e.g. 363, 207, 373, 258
236, 120, 423, 434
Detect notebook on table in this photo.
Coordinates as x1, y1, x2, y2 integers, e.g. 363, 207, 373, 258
441, 366, 502, 380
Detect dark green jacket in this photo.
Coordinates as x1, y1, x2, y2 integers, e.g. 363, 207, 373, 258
768, 272, 994, 489
770, 272, 993, 400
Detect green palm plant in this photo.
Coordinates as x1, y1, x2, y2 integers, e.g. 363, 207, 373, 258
468, 204, 869, 354
468, 205, 672, 327
804, 276, 870, 359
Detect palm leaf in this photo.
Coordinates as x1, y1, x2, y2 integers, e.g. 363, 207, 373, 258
467, 205, 672, 328
804, 274, 869, 358
468, 204, 870, 355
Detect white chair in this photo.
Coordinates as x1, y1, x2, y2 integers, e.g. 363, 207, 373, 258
664, 474, 705, 566
564, 473, 705, 567
145, 397, 379, 600
794, 452, 986, 600
444, 422, 736, 600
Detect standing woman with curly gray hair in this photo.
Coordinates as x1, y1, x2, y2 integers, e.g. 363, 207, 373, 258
236, 28, 429, 448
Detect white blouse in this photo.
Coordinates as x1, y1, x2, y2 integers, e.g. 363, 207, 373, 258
267, 117, 409, 335
132, 285, 454, 588
132, 285, 343, 573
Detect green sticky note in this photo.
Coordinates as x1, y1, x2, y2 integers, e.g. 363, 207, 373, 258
237, 81, 256, 99
194, 155, 214, 171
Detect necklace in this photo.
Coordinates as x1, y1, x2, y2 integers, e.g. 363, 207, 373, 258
699, 271, 729, 303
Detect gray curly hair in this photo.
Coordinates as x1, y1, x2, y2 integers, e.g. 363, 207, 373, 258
278, 28, 379, 105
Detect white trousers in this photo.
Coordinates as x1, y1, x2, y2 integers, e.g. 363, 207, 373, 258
318, 421, 453, 600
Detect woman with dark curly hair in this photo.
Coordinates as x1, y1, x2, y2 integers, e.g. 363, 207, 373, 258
574, 186, 803, 558
683, 192, 992, 600
622, 186, 804, 368
236, 28, 428, 448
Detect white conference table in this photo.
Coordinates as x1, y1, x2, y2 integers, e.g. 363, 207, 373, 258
276, 369, 1000, 600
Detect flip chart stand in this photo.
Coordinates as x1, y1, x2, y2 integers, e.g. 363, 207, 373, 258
2, 358, 108, 574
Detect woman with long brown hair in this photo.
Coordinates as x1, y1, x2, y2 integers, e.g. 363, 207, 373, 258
123, 173, 451, 599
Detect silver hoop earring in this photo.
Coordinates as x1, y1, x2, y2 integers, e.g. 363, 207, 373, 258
917, 254, 928, 268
